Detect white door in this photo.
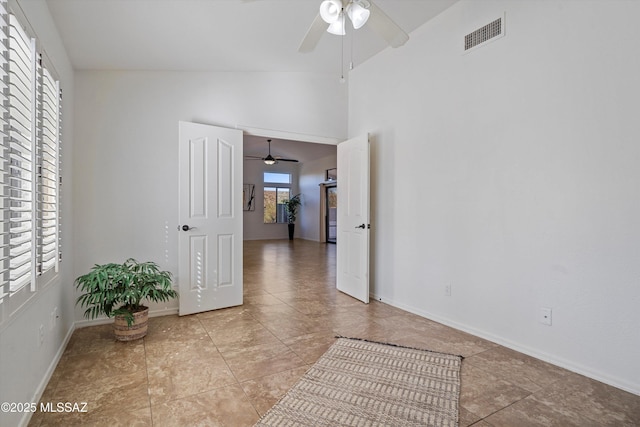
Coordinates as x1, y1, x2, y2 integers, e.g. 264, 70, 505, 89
336, 134, 370, 303
178, 121, 243, 315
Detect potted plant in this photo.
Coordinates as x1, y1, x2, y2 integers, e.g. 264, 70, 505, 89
284, 193, 301, 240
75, 258, 178, 341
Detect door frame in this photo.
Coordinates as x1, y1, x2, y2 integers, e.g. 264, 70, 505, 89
237, 125, 341, 146
239, 124, 341, 244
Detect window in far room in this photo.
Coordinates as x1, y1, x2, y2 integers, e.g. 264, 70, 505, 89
263, 172, 291, 224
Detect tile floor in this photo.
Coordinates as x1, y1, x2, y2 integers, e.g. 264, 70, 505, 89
29, 240, 640, 426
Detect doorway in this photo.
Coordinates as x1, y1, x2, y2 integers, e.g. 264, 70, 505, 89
326, 185, 337, 243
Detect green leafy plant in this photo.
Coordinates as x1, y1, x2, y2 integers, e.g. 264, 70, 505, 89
284, 193, 302, 224
75, 259, 177, 326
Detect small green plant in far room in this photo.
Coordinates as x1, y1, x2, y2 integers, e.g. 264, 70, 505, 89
75, 259, 177, 340
284, 194, 302, 240
284, 193, 302, 224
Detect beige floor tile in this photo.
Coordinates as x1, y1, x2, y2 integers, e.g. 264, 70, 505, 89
281, 331, 338, 363
33, 240, 640, 426
458, 407, 483, 427
55, 341, 146, 389
482, 394, 585, 427
340, 299, 408, 319
146, 340, 237, 405
243, 293, 286, 307
520, 372, 640, 426
63, 323, 119, 355
466, 346, 570, 393
221, 341, 307, 382
195, 305, 253, 323
262, 317, 331, 340
242, 302, 300, 322
151, 384, 259, 426
308, 309, 370, 331
240, 365, 310, 416
206, 322, 281, 353
36, 405, 153, 427
459, 363, 532, 419
144, 314, 209, 344
52, 369, 150, 416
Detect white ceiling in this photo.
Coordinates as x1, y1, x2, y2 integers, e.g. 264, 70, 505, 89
42, 0, 457, 162
44, 0, 458, 73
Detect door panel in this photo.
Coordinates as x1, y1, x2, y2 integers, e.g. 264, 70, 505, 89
336, 134, 370, 303
178, 121, 243, 315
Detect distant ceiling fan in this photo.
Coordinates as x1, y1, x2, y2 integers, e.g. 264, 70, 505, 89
299, 0, 409, 53
245, 139, 299, 165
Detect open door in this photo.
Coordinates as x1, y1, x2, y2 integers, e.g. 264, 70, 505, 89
336, 134, 370, 303
178, 121, 243, 315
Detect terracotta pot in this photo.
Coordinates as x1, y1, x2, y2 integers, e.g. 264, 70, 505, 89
113, 306, 149, 341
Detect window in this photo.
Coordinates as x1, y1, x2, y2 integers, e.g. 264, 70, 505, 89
0, 3, 62, 320
263, 172, 291, 224
263, 172, 291, 184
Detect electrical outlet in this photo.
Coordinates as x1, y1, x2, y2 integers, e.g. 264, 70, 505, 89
539, 307, 552, 326
49, 307, 58, 330
445, 284, 452, 296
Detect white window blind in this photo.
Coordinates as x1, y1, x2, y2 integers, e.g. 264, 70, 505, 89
0, 0, 9, 304
7, 13, 35, 294
0, 3, 62, 313
37, 58, 59, 275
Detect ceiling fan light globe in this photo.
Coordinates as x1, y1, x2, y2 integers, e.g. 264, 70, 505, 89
264, 156, 276, 165
346, 2, 370, 29
319, 0, 342, 24
327, 18, 346, 35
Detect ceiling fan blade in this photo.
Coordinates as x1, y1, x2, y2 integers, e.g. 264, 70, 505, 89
366, 0, 409, 48
244, 155, 265, 159
298, 13, 328, 53
275, 158, 300, 163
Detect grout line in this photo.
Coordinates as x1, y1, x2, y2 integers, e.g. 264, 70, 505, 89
141, 336, 154, 426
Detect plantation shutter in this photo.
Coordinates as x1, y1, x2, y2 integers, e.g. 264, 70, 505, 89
7, 13, 35, 293
37, 57, 59, 275
0, 0, 9, 304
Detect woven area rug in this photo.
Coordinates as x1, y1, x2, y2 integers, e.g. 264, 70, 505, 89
255, 337, 462, 427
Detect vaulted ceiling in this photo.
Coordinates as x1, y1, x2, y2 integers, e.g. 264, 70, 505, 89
44, 0, 458, 73
43, 0, 457, 161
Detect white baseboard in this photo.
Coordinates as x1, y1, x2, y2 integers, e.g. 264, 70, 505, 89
370, 292, 640, 397
21, 322, 76, 427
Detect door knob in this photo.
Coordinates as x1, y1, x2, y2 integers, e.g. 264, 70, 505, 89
355, 224, 366, 229
178, 225, 195, 231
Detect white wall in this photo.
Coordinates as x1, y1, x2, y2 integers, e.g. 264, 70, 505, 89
350, 0, 640, 394
243, 159, 300, 240
299, 154, 337, 241
0, 1, 75, 426
74, 70, 347, 318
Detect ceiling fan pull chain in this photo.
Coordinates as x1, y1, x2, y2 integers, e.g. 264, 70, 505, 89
340, 12, 345, 83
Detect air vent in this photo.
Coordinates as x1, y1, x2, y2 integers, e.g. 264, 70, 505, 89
464, 16, 504, 52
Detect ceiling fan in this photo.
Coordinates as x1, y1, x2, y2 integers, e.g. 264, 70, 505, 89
299, 0, 409, 53
245, 139, 299, 165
